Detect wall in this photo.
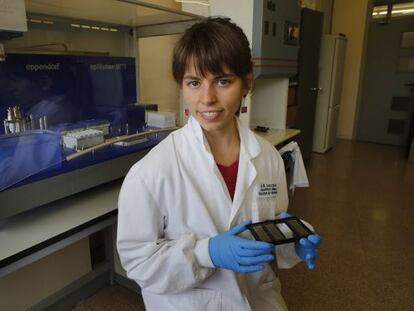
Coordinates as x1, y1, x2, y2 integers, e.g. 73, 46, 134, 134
138, 34, 181, 117
331, 0, 371, 139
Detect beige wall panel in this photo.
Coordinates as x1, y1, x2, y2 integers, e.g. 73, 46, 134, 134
0, 238, 91, 311
138, 35, 181, 118
332, 0, 370, 139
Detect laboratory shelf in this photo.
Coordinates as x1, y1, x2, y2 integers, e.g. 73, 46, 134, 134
0, 179, 121, 277
25, 0, 203, 27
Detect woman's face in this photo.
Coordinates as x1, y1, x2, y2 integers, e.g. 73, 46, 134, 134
182, 63, 250, 135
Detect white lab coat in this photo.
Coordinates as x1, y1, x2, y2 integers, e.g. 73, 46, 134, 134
117, 117, 302, 311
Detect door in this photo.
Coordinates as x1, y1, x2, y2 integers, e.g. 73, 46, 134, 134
357, 16, 414, 146
295, 8, 324, 161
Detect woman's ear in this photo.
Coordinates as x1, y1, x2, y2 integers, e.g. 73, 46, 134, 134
243, 72, 253, 96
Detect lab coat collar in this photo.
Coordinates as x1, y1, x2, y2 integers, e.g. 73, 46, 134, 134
187, 116, 261, 161
230, 118, 260, 225
188, 116, 210, 152
236, 117, 261, 160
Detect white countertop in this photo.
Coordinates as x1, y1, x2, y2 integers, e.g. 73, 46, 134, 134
254, 128, 301, 146
0, 180, 121, 262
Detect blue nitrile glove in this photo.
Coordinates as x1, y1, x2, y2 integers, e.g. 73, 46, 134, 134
280, 212, 321, 270
208, 220, 274, 273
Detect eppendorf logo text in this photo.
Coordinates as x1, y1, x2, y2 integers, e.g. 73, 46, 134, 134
25, 63, 60, 72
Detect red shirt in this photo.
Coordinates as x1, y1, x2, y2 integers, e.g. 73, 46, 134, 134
217, 160, 239, 200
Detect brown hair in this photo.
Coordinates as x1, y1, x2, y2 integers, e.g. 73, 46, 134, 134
172, 17, 253, 86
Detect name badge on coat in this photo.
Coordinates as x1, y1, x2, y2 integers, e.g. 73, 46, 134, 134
257, 183, 278, 198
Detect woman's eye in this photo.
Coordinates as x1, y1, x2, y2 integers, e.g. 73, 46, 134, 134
188, 81, 200, 88
217, 79, 230, 87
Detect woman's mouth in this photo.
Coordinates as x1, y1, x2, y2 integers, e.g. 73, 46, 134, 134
199, 110, 222, 121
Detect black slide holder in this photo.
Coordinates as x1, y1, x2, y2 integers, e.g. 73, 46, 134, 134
246, 216, 313, 245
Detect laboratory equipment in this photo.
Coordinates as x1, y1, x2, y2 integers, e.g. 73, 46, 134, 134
62, 129, 105, 150
0, 53, 175, 220
146, 111, 176, 128
247, 216, 313, 245
4, 106, 31, 133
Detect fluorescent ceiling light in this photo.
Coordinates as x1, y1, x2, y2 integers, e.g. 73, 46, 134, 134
373, 9, 414, 15
373, 3, 414, 17
394, 9, 414, 14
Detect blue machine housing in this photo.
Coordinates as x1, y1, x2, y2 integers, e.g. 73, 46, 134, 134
0, 54, 167, 218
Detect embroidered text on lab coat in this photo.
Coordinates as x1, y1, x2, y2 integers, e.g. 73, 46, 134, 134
258, 183, 278, 198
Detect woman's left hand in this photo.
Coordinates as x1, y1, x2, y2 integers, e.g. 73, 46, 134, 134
294, 234, 321, 270
280, 212, 321, 270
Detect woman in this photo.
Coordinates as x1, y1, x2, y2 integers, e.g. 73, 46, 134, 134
117, 17, 320, 311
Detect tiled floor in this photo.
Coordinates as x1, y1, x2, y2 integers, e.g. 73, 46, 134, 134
279, 139, 414, 310
72, 140, 414, 310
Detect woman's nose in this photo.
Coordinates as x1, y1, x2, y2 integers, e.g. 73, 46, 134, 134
200, 84, 217, 105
